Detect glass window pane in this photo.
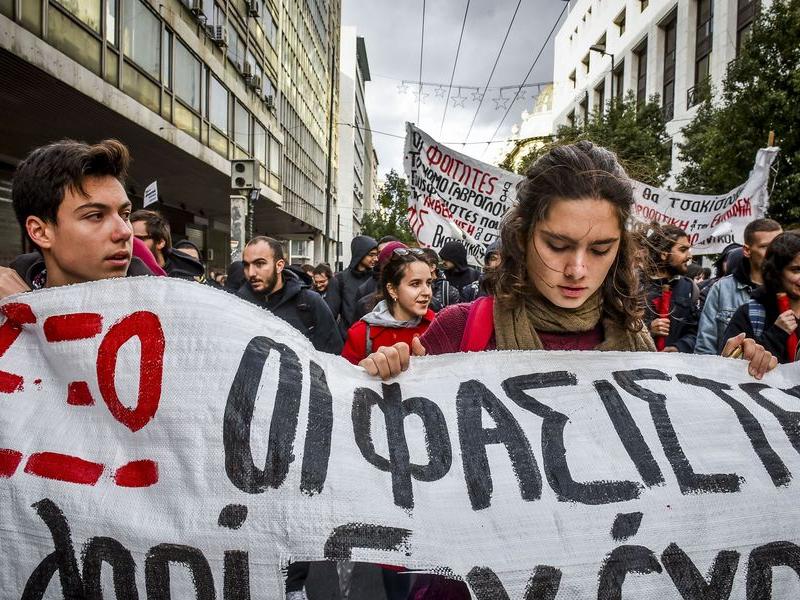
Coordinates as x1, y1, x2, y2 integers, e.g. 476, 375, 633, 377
54, 0, 101, 32
106, 0, 117, 44
209, 76, 228, 133
269, 135, 280, 174
162, 29, 171, 89
253, 121, 266, 165
226, 26, 242, 68
122, 0, 160, 79
175, 40, 201, 111
234, 101, 250, 150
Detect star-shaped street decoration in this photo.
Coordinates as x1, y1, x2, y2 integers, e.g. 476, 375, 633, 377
451, 93, 467, 108
470, 89, 484, 102
493, 95, 510, 110
413, 90, 430, 104
516, 87, 527, 101
397, 82, 410, 94
434, 86, 446, 98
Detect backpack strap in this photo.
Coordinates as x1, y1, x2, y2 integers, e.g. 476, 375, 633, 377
441, 280, 451, 307
365, 323, 372, 355
460, 296, 495, 352
748, 299, 767, 339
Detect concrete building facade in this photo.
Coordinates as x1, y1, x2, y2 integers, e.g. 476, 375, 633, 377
0, 0, 341, 269
551, 0, 762, 179
336, 27, 377, 269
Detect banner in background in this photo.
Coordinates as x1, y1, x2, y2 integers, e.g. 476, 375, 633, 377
2, 278, 800, 598
403, 123, 778, 258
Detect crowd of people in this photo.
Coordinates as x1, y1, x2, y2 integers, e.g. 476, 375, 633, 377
0, 138, 797, 599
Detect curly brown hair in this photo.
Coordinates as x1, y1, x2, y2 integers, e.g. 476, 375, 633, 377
484, 140, 644, 331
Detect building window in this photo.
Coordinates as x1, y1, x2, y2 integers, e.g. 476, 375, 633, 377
695, 0, 713, 86
227, 25, 243, 70
269, 134, 281, 174
640, 0, 649, 11
594, 82, 605, 115
122, 0, 160, 79
262, 12, 278, 49
106, 0, 117, 45
234, 100, 250, 151
736, 0, 759, 55
614, 9, 626, 36
579, 93, 589, 122
209, 76, 228, 133
161, 29, 171, 89
54, 0, 101, 32
613, 60, 624, 101
662, 13, 677, 121
569, 69, 576, 89
174, 40, 201, 110
635, 39, 648, 106
581, 53, 590, 74
253, 120, 266, 166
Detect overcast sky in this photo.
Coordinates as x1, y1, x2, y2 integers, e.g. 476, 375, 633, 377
340, 0, 569, 179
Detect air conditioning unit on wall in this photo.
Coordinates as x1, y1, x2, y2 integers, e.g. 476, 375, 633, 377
207, 25, 228, 48
247, 1, 262, 18
247, 75, 262, 91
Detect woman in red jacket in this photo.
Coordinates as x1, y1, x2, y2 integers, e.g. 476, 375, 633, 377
341, 243, 434, 365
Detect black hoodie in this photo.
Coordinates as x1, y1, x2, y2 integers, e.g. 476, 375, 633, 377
439, 241, 480, 291
327, 235, 378, 336
723, 286, 795, 363
237, 266, 343, 354
162, 247, 206, 281
10, 252, 153, 289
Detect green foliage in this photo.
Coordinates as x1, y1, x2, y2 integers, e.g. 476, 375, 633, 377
502, 92, 672, 186
676, 0, 800, 226
359, 169, 415, 244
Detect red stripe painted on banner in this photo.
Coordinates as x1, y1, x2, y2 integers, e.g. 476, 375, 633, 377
0, 449, 23, 477
0, 371, 23, 393
24, 452, 104, 485
0, 302, 36, 325
44, 313, 103, 342
114, 459, 159, 487
66, 381, 95, 406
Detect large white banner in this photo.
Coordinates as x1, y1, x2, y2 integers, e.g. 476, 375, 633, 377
404, 123, 523, 265
2, 278, 800, 599
403, 123, 778, 258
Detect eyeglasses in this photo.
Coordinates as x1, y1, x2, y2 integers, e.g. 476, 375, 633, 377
392, 247, 426, 258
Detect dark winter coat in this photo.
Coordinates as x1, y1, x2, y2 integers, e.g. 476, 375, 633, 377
10, 252, 153, 289
162, 247, 205, 280
643, 275, 700, 353
723, 287, 796, 363
431, 276, 461, 311
326, 235, 378, 336
439, 241, 480, 291
236, 267, 343, 354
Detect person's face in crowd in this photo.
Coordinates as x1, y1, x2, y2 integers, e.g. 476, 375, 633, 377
441, 259, 456, 271
664, 236, 692, 275
313, 273, 329, 292
526, 197, 620, 309
745, 229, 782, 273
132, 220, 166, 264
359, 248, 379, 271
387, 261, 432, 320
485, 252, 501, 269
781, 254, 800, 299
26, 175, 132, 286
243, 241, 284, 294
177, 245, 201, 262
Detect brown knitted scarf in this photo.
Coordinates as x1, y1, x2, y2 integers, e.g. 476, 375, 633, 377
493, 291, 655, 352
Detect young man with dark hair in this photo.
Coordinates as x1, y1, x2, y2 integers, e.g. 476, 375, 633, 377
130, 209, 204, 280
0, 138, 152, 299
438, 240, 480, 291
326, 235, 378, 336
643, 224, 699, 352
237, 236, 342, 354
696, 218, 783, 354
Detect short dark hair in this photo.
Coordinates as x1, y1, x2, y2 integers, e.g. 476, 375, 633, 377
312, 263, 333, 279
379, 235, 400, 245
744, 218, 782, 246
12, 139, 130, 245
762, 232, 800, 296
130, 209, 172, 248
420, 248, 439, 267
246, 235, 285, 261
644, 222, 689, 269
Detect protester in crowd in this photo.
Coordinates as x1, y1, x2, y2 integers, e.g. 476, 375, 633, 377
700, 242, 744, 294
237, 236, 342, 354
356, 141, 777, 598
312, 263, 333, 295
439, 240, 480, 291
173, 239, 222, 288
342, 245, 434, 364
723, 231, 800, 363
326, 235, 379, 336
130, 209, 205, 280
696, 219, 783, 354
300, 263, 314, 276
420, 247, 460, 312
224, 260, 245, 293
687, 262, 703, 282
0, 138, 155, 300
460, 239, 502, 302
642, 223, 700, 353
353, 236, 404, 314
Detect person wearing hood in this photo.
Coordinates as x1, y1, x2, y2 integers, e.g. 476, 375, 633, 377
327, 234, 379, 336
173, 239, 222, 288
439, 240, 480, 291
341, 244, 434, 365
695, 219, 782, 354
130, 209, 205, 281
460, 239, 502, 302
237, 236, 343, 354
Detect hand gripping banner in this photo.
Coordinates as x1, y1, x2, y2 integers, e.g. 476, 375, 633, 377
2, 278, 800, 599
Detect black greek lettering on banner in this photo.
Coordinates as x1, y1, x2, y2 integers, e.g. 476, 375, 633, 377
746, 541, 800, 599
740, 383, 800, 456
323, 523, 411, 561
613, 369, 742, 494
300, 360, 334, 495
503, 372, 643, 504
223, 336, 303, 494
83, 537, 139, 600
144, 544, 215, 600
597, 545, 663, 600
466, 565, 561, 600
661, 542, 739, 600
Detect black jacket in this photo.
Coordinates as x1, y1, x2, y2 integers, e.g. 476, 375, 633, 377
327, 235, 377, 336
237, 267, 343, 354
439, 241, 480, 291
723, 287, 795, 363
643, 275, 699, 353
10, 252, 153, 288
432, 276, 461, 311
163, 248, 205, 280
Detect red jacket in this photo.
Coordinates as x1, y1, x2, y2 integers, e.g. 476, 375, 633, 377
342, 309, 435, 364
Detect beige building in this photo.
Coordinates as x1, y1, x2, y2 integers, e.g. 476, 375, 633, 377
0, 0, 341, 268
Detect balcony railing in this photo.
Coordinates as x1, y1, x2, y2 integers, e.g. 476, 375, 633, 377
687, 78, 710, 109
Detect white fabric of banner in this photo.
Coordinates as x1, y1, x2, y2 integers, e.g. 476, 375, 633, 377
2, 278, 800, 599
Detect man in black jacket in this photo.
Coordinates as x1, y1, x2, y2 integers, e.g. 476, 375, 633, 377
326, 235, 378, 337
237, 236, 343, 354
439, 240, 480, 292
130, 209, 205, 281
